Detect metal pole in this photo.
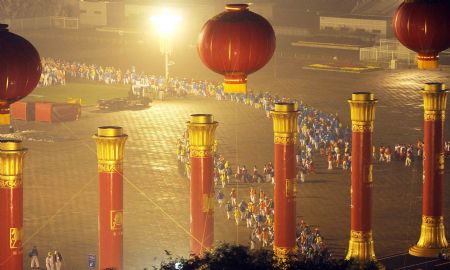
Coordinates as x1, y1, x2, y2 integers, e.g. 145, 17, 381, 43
165, 49, 169, 87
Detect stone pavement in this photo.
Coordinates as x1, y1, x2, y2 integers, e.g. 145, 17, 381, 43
9, 68, 450, 270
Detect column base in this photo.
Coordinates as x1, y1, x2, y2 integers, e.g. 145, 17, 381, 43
409, 216, 448, 258
346, 230, 382, 268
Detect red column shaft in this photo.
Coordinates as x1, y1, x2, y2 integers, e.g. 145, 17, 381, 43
0, 187, 22, 270
351, 131, 372, 232
190, 156, 214, 255
423, 120, 444, 216
274, 143, 296, 249
99, 172, 123, 270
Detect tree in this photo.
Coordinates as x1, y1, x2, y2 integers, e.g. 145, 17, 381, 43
155, 243, 380, 270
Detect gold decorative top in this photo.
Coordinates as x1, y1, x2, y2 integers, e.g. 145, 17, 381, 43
93, 127, 127, 164
0, 140, 26, 178
187, 114, 218, 149
225, 3, 249, 11
422, 83, 448, 115
274, 103, 297, 112
190, 114, 214, 124
352, 92, 374, 101
0, 140, 22, 151
424, 83, 446, 93
271, 103, 299, 142
97, 126, 123, 137
348, 92, 377, 123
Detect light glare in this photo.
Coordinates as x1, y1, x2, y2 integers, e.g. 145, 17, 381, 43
150, 8, 182, 37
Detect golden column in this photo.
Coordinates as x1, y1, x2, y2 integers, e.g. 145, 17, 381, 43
346, 93, 381, 267
409, 83, 449, 257
0, 140, 26, 270
94, 126, 127, 270
187, 114, 218, 255
270, 103, 299, 258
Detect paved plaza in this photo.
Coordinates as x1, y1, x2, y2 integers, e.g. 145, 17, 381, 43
10, 27, 450, 270
8, 67, 450, 269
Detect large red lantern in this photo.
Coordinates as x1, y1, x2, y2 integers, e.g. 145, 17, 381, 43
198, 4, 275, 94
0, 24, 41, 125
393, 0, 450, 69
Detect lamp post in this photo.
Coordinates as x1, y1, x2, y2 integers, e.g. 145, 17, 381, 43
151, 8, 181, 98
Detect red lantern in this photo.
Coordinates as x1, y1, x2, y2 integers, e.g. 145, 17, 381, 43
0, 24, 41, 124
198, 4, 275, 93
393, 0, 450, 69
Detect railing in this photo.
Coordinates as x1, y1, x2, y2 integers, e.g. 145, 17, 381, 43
360, 39, 416, 65
2, 16, 79, 31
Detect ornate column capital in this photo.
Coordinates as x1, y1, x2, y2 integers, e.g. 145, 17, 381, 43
270, 103, 299, 145
348, 92, 377, 132
0, 140, 26, 189
422, 83, 448, 121
187, 114, 218, 158
93, 126, 127, 173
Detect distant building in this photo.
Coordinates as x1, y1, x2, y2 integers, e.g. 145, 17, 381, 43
316, 0, 404, 42
79, 0, 124, 27
320, 15, 391, 39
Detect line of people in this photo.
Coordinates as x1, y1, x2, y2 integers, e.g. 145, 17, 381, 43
177, 130, 331, 261
41, 56, 446, 172
29, 245, 63, 270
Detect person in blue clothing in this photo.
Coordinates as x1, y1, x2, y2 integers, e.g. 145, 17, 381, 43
29, 245, 40, 269
216, 190, 224, 207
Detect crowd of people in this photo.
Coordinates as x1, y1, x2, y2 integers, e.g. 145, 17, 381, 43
29, 245, 63, 270
39, 56, 436, 174
177, 131, 331, 262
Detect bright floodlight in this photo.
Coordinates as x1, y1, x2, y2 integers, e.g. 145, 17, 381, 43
150, 8, 182, 37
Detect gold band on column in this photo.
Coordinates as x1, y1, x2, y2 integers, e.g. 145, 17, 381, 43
189, 146, 213, 158
0, 140, 26, 186
187, 114, 218, 154
93, 126, 127, 172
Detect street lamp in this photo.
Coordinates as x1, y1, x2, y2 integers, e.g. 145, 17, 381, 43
150, 8, 182, 98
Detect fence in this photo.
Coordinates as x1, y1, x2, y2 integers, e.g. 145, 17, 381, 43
359, 39, 416, 65
3, 16, 79, 31
51, 17, 79, 30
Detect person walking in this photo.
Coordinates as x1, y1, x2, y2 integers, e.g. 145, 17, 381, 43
54, 250, 63, 270
225, 201, 232, 220
29, 246, 40, 269
45, 251, 54, 270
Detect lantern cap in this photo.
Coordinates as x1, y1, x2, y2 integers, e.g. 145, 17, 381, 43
274, 103, 298, 112
351, 92, 375, 101
97, 126, 123, 137
424, 83, 446, 92
190, 114, 214, 124
225, 4, 249, 11
0, 139, 22, 151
